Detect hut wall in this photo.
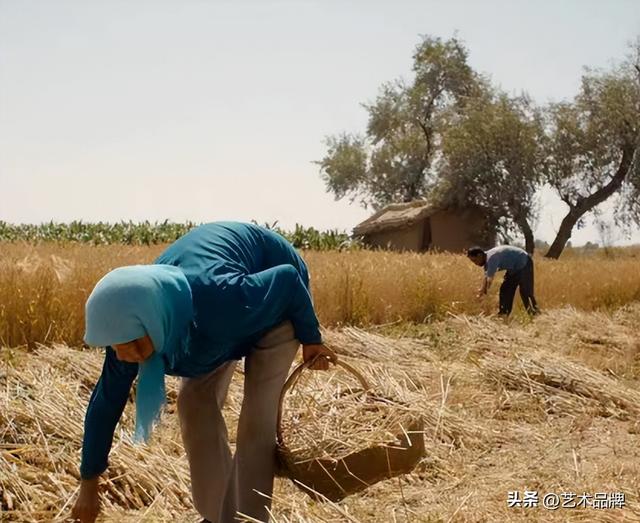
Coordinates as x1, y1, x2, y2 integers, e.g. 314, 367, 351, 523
429, 208, 492, 253
363, 221, 424, 251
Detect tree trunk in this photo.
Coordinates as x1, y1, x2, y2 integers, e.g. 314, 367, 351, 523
511, 205, 535, 254
544, 209, 581, 259
545, 147, 634, 259
518, 219, 535, 254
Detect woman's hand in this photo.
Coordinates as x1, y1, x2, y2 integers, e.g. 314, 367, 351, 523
71, 477, 100, 523
302, 343, 337, 370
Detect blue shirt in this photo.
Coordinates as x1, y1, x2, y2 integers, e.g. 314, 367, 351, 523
80, 222, 321, 479
484, 245, 530, 278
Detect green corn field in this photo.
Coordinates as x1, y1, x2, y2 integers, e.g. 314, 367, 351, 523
0, 220, 359, 250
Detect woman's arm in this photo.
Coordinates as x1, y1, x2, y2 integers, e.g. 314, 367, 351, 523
80, 346, 138, 478
72, 347, 137, 522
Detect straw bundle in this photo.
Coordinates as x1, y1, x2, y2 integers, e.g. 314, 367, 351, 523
323, 327, 436, 365
279, 362, 421, 462
481, 349, 640, 419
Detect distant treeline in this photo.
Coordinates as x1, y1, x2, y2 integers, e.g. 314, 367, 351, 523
0, 220, 356, 250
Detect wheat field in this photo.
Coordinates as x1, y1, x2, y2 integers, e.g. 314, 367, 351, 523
1, 243, 640, 348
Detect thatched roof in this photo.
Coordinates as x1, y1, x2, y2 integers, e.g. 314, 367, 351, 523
352, 200, 436, 236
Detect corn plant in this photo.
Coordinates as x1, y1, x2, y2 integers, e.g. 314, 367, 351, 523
0, 220, 362, 250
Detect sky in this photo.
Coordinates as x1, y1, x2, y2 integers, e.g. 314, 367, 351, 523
1, 0, 639, 245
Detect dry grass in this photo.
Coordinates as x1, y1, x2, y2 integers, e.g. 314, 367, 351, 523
2, 243, 640, 348
3, 305, 640, 521
279, 365, 421, 462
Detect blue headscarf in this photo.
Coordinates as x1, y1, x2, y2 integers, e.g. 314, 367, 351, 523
84, 265, 194, 443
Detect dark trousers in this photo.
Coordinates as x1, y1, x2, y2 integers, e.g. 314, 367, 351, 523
499, 257, 539, 315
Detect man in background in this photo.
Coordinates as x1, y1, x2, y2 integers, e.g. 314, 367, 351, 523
467, 245, 539, 316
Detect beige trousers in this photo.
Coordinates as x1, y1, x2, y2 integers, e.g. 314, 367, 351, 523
177, 321, 299, 523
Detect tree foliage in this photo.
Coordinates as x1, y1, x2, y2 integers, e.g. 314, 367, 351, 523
318, 34, 640, 258
317, 35, 544, 251
435, 93, 545, 252
317, 36, 479, 210
543, 49, 640, 258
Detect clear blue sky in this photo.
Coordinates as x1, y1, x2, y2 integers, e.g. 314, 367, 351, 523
1, 0, 639, 245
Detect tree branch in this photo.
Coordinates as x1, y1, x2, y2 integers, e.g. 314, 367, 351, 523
576, 146, 634, 213
560, 194, 574, 207
545, 146, 636, 259
417, 120, 433, 159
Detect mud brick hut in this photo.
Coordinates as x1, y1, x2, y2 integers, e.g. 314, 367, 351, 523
352, 201, 495, 253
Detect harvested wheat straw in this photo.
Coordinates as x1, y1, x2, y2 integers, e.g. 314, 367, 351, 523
5, 308, 640, 522
0, 335, 440, 522
0, 346, 196, 523
279, 364, 421, 462
481, 349, 640, 419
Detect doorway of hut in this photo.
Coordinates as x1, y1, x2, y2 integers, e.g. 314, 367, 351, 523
421, 217, 432, 251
